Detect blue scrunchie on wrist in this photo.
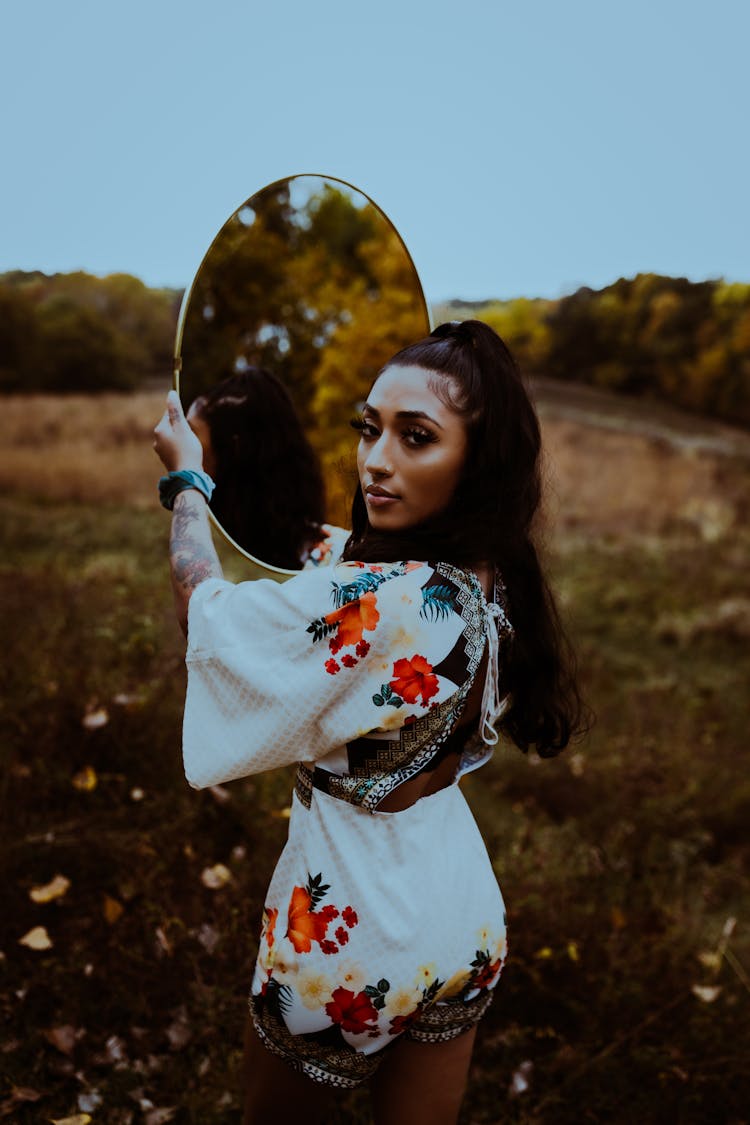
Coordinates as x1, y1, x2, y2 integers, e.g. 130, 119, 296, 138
158, 469, 216, 511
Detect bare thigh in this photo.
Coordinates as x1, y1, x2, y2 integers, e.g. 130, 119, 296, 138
370, 1026, 478, 1125
242, 1016, 337, 1125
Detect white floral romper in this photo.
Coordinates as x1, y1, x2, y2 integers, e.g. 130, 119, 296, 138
182, 554, 513, 1088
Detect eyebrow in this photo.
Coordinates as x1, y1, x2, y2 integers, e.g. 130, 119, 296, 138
362, 405, 444, 430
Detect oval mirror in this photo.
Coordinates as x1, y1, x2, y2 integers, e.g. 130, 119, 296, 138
174, 174, 431, 577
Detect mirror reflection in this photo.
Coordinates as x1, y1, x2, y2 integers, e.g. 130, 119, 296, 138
175, 175, 430, 571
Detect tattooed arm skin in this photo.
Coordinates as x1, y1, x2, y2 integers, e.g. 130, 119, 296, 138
170, 490, 224, 638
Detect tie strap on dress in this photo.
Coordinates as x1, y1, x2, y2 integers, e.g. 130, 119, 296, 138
479, 601, 511, 747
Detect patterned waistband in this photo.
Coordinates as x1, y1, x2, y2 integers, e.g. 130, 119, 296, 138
294, 762, 315, 809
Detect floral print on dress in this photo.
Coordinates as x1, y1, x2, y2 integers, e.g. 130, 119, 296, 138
306, 562, 426, 677
259, 870, 506, 1047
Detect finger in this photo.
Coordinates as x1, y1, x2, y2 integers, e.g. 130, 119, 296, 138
166, 390, 184, 426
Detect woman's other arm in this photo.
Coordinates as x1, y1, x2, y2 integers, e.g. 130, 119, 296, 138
153, 391, 223, 637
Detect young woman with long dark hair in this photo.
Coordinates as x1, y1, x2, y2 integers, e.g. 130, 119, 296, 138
153, 320, 585, 1124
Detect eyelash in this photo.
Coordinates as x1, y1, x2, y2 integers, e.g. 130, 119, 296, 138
349, 416, 437, 448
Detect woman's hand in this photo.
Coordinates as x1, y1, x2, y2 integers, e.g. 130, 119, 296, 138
153, 390, 204, 473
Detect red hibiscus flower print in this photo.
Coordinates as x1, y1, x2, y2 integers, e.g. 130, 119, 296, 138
390, 655, 439, 705
286, 886, 330, 953
335, 926, 349, 945
473, 958, 502, 989
355, 640, 370, 658
320, 904, 339, 922
325, 591, 380, 648
325, 987, 379, 1034
341, 654, 357, 668
388, 1008, 423, 1036
325, 658, 340, 675
320, 939, 339, 955
342, 906, 358, 928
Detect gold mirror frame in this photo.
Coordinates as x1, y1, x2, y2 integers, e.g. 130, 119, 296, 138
172, 173, 431, 579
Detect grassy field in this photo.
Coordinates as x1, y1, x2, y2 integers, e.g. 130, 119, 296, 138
1, 389, 749, 1123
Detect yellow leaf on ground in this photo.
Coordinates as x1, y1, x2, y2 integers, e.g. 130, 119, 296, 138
201, 864, 232, 890
30, 874, 71, 904
534, 947, 553, 959
19, 926, 53, 951
50, 1116, 92, 1124
567, 941, 580, 962
72, 766, 97, 791
102, 895, 124, 924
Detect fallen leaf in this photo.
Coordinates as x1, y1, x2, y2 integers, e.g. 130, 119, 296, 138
534, 947, 553, 959
43, 1025, 79, 1055
566, 941, 580, 963
19, 926, 53, 951
231, 845, 246, 862
103, 895, 124, 924
200, 864, 232, 890
9, 1086, 42, 1102
144, 1109, 177, 1125
166, 1013, 192, 1051
30, 874, 71, 904
155, 927, 172, 956
50, 1116, 92, 1125
209, 785, 231, 804
611, 906, 627, 930
72, 766, 97, 792
130, 787, 145, 802
509, 1060, 533, 1097
82, 707, 109, 731
692, 984, 721, 1003
697, 950, 722, 972
196, 923, 219, 954
77, 1090, 102, 1112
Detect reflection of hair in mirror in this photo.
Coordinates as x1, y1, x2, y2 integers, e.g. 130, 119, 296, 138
343, 319, 589, 757
191, 368, 326, 569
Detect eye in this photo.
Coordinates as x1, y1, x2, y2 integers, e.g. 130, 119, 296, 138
403, 427, 436, 448
350, 415, 379, 439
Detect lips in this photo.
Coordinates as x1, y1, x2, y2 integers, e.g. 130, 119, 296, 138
366, 485, 399, 499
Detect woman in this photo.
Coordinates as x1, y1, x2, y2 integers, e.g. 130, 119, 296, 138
186, 366, 332, 569
154, 320, 584, 1124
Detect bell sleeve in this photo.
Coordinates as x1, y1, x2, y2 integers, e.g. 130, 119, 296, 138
182, 560, 479, 790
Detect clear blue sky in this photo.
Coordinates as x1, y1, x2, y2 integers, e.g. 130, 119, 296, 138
1, 0, 748, 302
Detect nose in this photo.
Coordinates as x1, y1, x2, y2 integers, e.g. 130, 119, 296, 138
363, 431, 395, 478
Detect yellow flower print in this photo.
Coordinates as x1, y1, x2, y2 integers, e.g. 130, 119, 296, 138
386, 985, 421, 1017
438, 968, 473, 1000
414, 962, 437, 988
476, 924, 492, 947
273, 951, 299, 979
297, 968, 333, 1010
493, 933, 508, 962
338, 961, 366, 994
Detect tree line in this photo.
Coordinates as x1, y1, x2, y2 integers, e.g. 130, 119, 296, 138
2, 266, 749, 427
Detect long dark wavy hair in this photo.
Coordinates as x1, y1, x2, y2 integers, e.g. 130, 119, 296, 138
342, 319, 588, 756
191, 367, 326, 570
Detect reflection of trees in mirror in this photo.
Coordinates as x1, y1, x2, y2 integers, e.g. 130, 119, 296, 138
178, 177, 429, 539
189, 368, 327, 571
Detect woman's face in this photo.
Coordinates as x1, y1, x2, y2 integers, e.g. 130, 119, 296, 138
356, 364, 468, 532
186, 402, 217, 479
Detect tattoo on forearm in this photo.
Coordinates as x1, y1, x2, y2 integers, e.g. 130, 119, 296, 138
169, 492, 222, 592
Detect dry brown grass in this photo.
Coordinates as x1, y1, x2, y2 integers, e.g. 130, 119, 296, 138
0, 391, 167, 505
2, 388, 747, 545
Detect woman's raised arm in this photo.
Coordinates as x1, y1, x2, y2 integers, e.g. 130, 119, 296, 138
153, 391, 223, 637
